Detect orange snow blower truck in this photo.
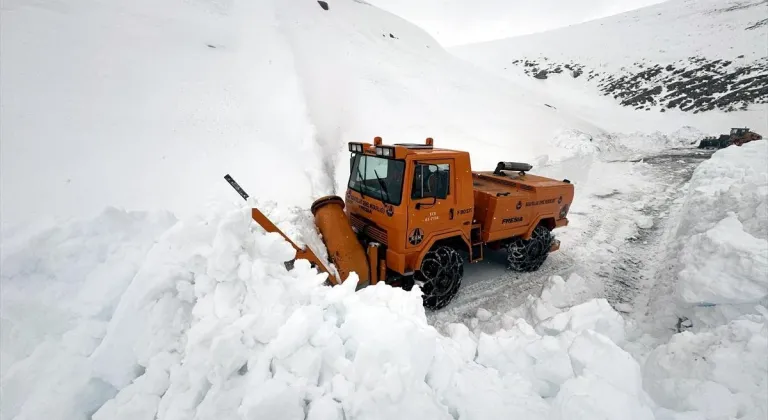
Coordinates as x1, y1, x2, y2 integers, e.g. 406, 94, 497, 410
226, 137, 575, 310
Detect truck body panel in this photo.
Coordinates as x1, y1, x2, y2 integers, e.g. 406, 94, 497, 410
471, 172, 574, 242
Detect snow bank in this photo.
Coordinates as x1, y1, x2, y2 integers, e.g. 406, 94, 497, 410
87, 208, 663, 420
463, 264, 767, 420
633, 141, 768, 420
0, 208, 177, 419
4, 201, 764, 420
643, 314, 768, 419
669, 141, 768, 325
3, 205, 667, 420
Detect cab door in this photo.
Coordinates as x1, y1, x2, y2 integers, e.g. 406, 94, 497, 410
406, 159, 456, 250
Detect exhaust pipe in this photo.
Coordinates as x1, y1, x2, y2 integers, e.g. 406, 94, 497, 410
311, 195, 370, 287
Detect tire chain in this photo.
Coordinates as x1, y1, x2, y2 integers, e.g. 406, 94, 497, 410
506, 226, 553, 272
419, 247, 464, 309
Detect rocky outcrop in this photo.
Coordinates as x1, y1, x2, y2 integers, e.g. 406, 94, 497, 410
509, 56, 768, 113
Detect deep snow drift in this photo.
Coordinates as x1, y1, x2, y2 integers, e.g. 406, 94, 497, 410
3, 143, 767, 420
0, 0, 600, 232
0, 202, 661, 420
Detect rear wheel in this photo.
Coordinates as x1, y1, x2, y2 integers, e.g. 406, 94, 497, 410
415, 246, 464, 310
506, 225, 553, 272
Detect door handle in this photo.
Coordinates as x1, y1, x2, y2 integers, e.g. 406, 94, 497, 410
449, 208, 454, 220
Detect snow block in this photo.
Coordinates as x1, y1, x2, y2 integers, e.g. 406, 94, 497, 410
540, 273, 593, 309
552, 330, 655, 420
676, 214, 768, 305
537, 298, 627, 345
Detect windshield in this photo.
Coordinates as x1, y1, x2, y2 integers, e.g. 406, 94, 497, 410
348, 154, 405, 206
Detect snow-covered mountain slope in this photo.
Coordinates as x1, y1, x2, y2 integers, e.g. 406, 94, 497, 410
0, 0, 600, 232
451, 0, 768, 128
361, 0, 667, 45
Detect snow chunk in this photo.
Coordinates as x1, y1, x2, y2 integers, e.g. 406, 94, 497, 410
569, 330, 643, 396
476, 308, 493, 321
643, 314, 768, 419
552, 330, 655, 420
540, 273, 593, 309
538, 299, 627, 345
307, 396, 343, 420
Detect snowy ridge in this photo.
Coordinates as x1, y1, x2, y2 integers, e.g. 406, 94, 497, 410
452, 0, 768, 114
505, 56, 768, 113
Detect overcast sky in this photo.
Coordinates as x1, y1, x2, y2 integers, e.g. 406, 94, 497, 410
365, 0, 669, 46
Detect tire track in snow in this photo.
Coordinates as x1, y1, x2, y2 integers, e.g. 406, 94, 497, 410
613, 150, 714, 324
427, 148, 713, 331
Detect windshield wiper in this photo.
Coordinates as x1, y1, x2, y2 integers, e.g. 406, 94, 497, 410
373, 169, 391, 203
356, 160, 367, 199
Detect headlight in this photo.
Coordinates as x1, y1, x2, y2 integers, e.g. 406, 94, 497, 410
559, 204, 569, 219
349, 143, 363, 153
375, 146, 394, 158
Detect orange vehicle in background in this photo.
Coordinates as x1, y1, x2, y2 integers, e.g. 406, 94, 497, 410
228, 136, 575, 310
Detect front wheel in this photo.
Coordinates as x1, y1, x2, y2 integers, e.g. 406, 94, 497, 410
415, 246, 464, 310
506, 225, 553, 272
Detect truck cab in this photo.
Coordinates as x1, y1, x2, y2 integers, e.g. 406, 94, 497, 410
345, 137, 474, 276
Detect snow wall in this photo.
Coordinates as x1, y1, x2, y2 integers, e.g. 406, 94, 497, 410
651, 140, 768, 328
642, 141, 768, 419
0, 0, 601, 231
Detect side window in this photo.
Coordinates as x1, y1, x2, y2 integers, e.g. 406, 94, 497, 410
412, 163, 450, 199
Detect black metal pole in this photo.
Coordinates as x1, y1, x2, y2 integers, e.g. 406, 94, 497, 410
224, 174, 249, 201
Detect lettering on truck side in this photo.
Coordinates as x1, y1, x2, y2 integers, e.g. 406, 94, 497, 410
525, 198, 556, 207
502, 216, 523, 224
347, 193, 394, 217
